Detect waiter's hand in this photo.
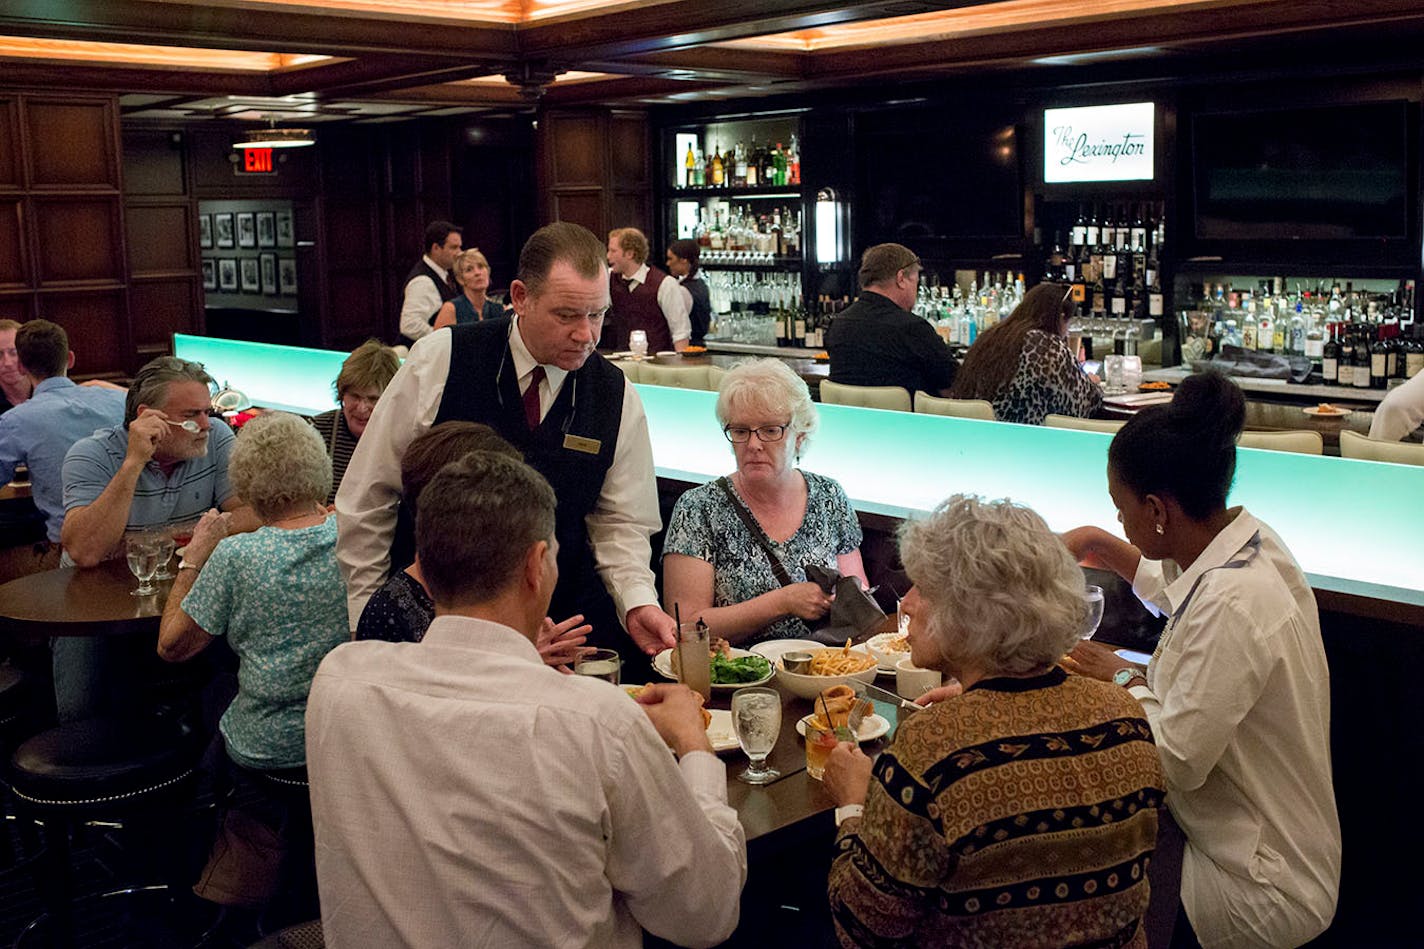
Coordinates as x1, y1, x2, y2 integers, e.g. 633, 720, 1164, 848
626, 605, 677, 655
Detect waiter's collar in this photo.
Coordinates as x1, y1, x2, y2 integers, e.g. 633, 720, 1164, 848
422, 254, 449, 281
509, 315, 568, 391
1160, 507, 1258, 615
628, 263, 651, 288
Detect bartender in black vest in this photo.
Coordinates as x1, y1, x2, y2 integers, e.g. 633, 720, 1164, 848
399, 220, 463, 345
337, 222, 677, 675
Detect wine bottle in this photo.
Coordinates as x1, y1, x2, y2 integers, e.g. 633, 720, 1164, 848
1353, 328, 1372, 389
1321, 324, 1339, 384
1370, 331, 1390, 388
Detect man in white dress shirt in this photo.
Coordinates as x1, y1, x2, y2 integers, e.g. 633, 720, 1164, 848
398, 220, 462, 344
338, 221, 678, 672
308, 451, 746, 948
1368, 368, 1424, 441
605, 227, 691, 354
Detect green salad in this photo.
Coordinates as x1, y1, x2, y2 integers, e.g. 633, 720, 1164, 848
710, 653, 772, 684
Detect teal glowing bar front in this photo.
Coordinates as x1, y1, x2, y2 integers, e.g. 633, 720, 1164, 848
173, 334, 344, 415
636, 384, 1424, 607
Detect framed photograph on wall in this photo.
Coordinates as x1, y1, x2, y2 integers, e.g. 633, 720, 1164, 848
240, 257, 260, 292
201, 259, 217, 290
260, 253, 278, 295
278, 257, 298, 295
236, 212, 257, 249
199, 214, 213, 249
218, 258, 238, 291
256, 212, 276, 248
215, 213, 235, 249
275, 210, 294, 248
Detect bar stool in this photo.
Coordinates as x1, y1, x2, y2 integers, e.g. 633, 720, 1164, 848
1044, 413, 1126, 434
637, 363, 710, 390
914, 392, 996, 420
819, 380, 912, 412
0, 662, 38, 866
1237, 430, 1323, 454
7, 712, 207, 947
1339, 430, 1424, 465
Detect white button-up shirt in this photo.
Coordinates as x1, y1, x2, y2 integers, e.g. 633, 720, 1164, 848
1368, 368, 1424, 441
399, 254, 450, 342
1129, 509, 1340, 949
626, 263, 692, 345
307, 615, 747, 948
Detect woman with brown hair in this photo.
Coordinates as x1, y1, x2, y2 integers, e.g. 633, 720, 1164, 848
950, 282, 1101, 425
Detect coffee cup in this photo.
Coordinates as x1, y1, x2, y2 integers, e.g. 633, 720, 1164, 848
896, 656, 942, 701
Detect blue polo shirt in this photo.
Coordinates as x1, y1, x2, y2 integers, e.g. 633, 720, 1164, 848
0, 377, 126, 542
62, 418, 237, 537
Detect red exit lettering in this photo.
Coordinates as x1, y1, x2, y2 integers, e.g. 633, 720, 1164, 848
242, 148, 273, 173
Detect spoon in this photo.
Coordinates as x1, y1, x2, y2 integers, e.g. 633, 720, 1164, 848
164, 418, 201, 434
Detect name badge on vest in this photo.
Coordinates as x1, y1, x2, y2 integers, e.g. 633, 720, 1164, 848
563, 433, 601, 455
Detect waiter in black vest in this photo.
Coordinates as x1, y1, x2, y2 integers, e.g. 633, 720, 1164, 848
338, 222, 677, 673
399, 220, 463, 345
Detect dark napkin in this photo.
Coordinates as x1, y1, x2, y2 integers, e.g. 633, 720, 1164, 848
803, 564, 886, 645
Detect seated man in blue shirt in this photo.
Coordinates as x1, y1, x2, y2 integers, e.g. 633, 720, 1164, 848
56, 355, 255, 721
0, 320, 126, 575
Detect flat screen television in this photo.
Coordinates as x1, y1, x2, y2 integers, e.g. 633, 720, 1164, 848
1192, 101, 1412, 241
856, 109, 1022, 242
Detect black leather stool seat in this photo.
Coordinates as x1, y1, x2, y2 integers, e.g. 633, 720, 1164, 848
8, 715, 204, 812
0, 663, 27, 728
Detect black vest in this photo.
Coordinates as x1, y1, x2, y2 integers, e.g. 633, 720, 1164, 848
434, 319, 627, 638
402, 259, 459, 342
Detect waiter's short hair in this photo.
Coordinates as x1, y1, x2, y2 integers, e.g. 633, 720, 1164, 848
517, 222, 606, 297
416, 452, 557, 607
423, 220, 462, 253
609, 227, 649, 265
15, 319, 68, 380
858, 243, 921, 289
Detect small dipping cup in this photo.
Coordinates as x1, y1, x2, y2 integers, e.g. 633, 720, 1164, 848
781, 651, 813, 674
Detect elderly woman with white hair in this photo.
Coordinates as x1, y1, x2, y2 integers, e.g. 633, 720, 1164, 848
662, 358, 866, 645
823, 494, 1165, 948
158, 412, 348, 918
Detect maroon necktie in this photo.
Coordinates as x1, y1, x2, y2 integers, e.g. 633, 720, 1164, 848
522, 366, 545, 429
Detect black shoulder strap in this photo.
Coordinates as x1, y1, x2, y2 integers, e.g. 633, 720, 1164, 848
714, 476, 795, 588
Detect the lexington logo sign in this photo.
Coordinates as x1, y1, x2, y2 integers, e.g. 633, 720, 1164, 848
1044, 102, 1155, 183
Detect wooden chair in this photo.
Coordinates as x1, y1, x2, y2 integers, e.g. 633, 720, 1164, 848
1044, 413, 1125, 434
912, 392, 995, 420
1339, 430, 1424, 466
820, 380, 911, 412
1237, 430, 1323, 455
636, 363, 710, 390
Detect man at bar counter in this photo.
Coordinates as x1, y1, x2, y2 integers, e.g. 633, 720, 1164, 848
604, 226, 692, 353
398, 219, 463, 344
338, 221, 679, 672
309, 451, 745, 947
825, 243, 957, 398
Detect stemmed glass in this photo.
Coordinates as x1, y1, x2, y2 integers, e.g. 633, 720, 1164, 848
1081, 584, 1105, 640
731, 686, 781, 785
126, 537, 162, 597
629, 330, 649, 360
151, 534, 177, 581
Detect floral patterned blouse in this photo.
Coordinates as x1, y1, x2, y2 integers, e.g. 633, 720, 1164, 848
991, 329, 1103, 425
662, 470, 862, 644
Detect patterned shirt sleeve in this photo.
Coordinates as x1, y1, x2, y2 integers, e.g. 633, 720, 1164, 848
1023, 330, 1103, 418
662, 487, 714, 562
180, 539, 238, 638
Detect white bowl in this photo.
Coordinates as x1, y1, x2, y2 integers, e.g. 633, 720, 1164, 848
863, 631, 912, 670
774, 654, 878, 700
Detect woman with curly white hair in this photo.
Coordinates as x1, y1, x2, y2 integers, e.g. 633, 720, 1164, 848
662, 358, 866, 645
823, 494, 1165, 947
158, 411, 347, 921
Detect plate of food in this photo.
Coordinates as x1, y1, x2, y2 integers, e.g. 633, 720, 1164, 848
774, 642, 879, 699
796, 712, 890, 743
863, 631, 912, 673
682, 345, 708, 355
812, 351, 830, 362
748, 638, 823, 665
1303, 403, 1349, 417
623, 685, 737, 752
652, 640, 774, 690
1138, 380, 1172, 392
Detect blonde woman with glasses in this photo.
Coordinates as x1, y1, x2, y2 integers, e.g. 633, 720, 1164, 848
662, 358, 867, 646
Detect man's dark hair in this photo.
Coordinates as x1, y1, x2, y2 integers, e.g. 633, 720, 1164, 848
15, 320, 69, 380
400, 422, 521, 522
668, 238, 701, 274
416, 452, 557, 607
125, 356, 213, 427
858, 243, 921, 289
516, 222, 605, 297
423, 220, 462, 254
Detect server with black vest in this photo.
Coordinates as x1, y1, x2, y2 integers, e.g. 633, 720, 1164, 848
399, 220, 463, 344
338, 222, 678, 675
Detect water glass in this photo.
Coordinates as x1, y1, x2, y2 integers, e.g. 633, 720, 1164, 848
574, 648, 621, 684
1081, 585, 1105, 640
126, 537, 162, 597
731, 686, 781, 785
629, 330, 649, 359
152, 534, 177, 580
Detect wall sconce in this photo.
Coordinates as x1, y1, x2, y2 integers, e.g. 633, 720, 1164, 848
815, 187, 847, 266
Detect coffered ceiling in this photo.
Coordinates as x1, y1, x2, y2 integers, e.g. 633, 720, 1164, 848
3, 0, 1424, 124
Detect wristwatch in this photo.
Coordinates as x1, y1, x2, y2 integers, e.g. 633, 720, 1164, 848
1113, 667, 1147, 689
834, 804, 864, 827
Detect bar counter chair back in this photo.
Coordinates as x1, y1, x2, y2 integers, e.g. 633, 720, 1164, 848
1044, 413, 1125, 434
1339, 429, 1424, 466
612, 360, 642, 383
706, 365, 727, 390
636, 363, 710, 390
6, 711, 208, 946
821, 380, 912, 412
1237, 430, 1324, 455
914, 392, 995, 420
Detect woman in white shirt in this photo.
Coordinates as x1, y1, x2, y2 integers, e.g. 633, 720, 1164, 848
1063, 371, 1340, 949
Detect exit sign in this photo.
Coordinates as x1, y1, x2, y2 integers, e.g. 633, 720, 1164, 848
237, 147, 275, 175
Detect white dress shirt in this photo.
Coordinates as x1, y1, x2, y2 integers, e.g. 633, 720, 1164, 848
334, 320, 662, 628
1368, 369, 1424, 441
627, 263, 693, 345
1129, 509, 1340, 949
399, 254, 450, 342
306, 615, 746, 948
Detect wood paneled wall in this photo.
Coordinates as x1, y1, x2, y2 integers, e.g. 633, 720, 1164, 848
538, 109, 651, 240
0, 92, 130, 379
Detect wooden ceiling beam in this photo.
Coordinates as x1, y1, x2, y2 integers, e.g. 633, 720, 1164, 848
0, 57, 271, 96
540, 75, 729, 105
594, 47, 808, 82
267, 57, 504, 99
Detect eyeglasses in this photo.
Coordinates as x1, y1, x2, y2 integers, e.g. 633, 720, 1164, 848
723, 424, 789, 444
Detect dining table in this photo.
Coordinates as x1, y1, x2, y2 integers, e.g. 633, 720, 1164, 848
0, 556, 174, 638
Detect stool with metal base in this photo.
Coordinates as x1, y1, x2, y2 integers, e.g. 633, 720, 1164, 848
0, 663, 41, 867
7, 712, 208, 947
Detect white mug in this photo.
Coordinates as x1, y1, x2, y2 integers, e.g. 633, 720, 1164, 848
896, 657, 942, 701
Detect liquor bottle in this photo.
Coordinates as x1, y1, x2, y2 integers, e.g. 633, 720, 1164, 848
1370, 331, 1390, 388
1130, 203, 1147, 254
1321, 324, 1339, 384
774, 143, 788, 187
684, 143, 696, 189
1406, 330, 1424, 378
692, 151, 705, 187
787, 134, 801, 185
1145, 240, 1163, 320
1337, 328, 1355, 387
1240, 295, 1257, 351
711, 144, 724, 187
1353, 328, 1372, 389
1257, 304, 1275, 355
745, 136, 759, 187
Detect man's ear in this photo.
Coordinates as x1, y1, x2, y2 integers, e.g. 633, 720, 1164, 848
523, 539, 549, 592
67, 351, 76, 371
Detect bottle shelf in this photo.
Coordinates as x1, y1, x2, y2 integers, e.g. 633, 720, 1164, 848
669, 186, 804, 200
